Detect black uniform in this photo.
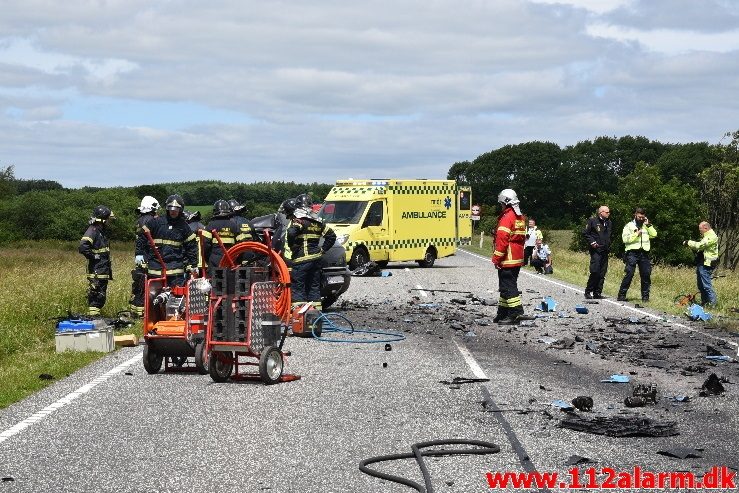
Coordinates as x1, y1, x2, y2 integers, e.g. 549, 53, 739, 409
287, 216, 336, 310
130, 213, 157, 315
139, 215, 198, 287
202, 218, 239, 271
583, 214, 612, 298
80, 222, 112, 316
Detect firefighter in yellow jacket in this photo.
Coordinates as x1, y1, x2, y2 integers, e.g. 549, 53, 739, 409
684, 221, 719, 306
79, 205, 115, 316
617, 207, 657, 302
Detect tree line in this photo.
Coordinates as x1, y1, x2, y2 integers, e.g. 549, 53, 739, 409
0, 170, 331, 244
449, 132, 738, 268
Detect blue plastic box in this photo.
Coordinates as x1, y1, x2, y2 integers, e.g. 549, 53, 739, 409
57, 320, 95, 332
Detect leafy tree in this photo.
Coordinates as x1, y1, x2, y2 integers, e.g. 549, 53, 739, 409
598, 162, 703, 265
656, 143, 720, 187
0, 165, 16, 197
447, 161, 471, 184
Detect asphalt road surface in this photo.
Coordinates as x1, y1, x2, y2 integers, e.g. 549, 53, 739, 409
2, 250, 738, 492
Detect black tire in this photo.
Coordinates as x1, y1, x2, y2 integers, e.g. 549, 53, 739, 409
322, 294, 338, 309
194, 342, 209, 375
349, 247, 369, 271
259, 346, 284, 385
417, 248, 436, 268
209, 351, 233, 383
375, 260, 389, 269
143, 344, 163, 374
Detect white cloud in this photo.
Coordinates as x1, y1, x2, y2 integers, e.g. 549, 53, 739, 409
587, 23, 739, 54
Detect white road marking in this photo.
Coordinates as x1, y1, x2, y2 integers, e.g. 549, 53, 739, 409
0, 353, 142, 444
461, 249, 738, 349
452, 339, 488, 379
405, 268, 429, 297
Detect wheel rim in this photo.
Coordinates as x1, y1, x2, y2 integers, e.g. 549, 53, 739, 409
215, 354, 230, 377
265, 351, 283, 380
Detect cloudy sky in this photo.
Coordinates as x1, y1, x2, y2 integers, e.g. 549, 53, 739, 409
1, 0, 738, 188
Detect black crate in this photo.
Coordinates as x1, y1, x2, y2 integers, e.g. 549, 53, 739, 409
212, 268, 236, 296
236, 267, 269, 295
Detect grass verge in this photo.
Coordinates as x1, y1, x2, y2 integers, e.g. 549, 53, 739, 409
464, 230, 739, 331
0, 241, 140, 409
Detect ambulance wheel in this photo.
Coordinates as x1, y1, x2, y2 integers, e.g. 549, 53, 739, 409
259, 346, 284, 385
349, 247, 369, 270
209, 351, 233, 382
194, 342, 209, 375
417, 248, 436, 268
143, 345, 163, 374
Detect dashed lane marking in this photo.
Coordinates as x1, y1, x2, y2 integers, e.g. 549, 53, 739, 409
0, 353, 142, 444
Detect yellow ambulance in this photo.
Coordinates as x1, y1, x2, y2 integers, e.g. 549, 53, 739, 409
318, 179, 472, 269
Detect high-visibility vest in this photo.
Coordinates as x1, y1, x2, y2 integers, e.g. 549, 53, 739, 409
622, 220, 657, 252
688, 229, 719, 266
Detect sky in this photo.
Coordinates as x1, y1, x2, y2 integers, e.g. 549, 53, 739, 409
1, 0, 738, 188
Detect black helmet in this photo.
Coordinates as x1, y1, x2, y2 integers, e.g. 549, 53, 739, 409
93, 205, 115, 221
212, 199, 232, 218
295, 193, 312, 208
183, 210, 201, 223
227, 198, 245, 215
279, 198, 298, 216
166, 194, 185, 211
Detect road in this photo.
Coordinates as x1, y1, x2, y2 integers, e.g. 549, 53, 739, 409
1, 250, 738, 492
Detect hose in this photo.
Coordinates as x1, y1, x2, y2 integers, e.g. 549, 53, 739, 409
221, 241, 292, 322
359, 439, 500, 493
311, 312, 406, 343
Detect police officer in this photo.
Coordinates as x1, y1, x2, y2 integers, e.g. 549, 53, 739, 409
286, 197, 336, 311
202, 199, 239, 271
617, 207, 657, 302
131, 196, 159, 317
492, 189, 527, 324
685, 221, 719, 306
80, 205, 115, 316
138, 194, 198, 287
583, 205, 612, 299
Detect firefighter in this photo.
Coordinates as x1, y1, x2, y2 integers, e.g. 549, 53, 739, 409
286, 198, 336, 311
201, 199, 239, 271
684, 221, 719, 306
491, 189, 527, 324
184, 210, 205, 275
80, 205, 115, 316
130, 196, 159, 317
138, 194, 198, 287
617, 207, 657, 302
228, 199, 256, 243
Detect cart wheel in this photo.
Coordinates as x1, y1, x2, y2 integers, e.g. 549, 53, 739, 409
259, 346, 284, 385
143, 344, 163, 374
171, 356, 187, 367
209, 351, 233, 383
194, 341, 209, 375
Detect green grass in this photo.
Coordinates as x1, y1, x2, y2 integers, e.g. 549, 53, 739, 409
465, 230, 739, 330
0, 241, 140, 409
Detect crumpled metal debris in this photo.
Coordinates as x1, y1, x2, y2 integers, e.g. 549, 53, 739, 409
558, 415, 678, 437
572, 396, 593, 412
657, 448, 703, 459
700, 373, 725, 396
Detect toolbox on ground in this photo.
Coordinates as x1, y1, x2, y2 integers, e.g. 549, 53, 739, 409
55, 324, 114, 353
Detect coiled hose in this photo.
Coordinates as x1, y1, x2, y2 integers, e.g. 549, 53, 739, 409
311, 312, 406, 343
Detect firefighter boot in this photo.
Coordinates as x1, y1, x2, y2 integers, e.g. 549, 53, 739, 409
493, 306, 509, 323
498, 306, 524, 325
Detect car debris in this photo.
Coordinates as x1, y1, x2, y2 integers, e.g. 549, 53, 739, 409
700, 373, 725, 396
571, 396, 594, 412
565, 455, 596, 466
657, 448, 703, 459
601, 374, 630, 383
559, 415, 679, 437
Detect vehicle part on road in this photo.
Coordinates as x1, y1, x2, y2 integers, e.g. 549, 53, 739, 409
571, 396, 593, 412
559, 415, 679, 437
310, 311, 406, 344
359, 439, 500, 493
565, 455, 596, 466
410, 288, 473, 295
351, 259, 378, 276
439, 377, 490, 386
551, 399, 575, 411
632, 383, 659, 404
624, 396, 647, 407
417, 247, 436, 268
538, 336, 558, 345
657, 448, 703, 459
575, 305, 589, 314
541, 296, 557, 312
700, 373, 725, 396
385, 344, 392, 351
601, 374, 630, 383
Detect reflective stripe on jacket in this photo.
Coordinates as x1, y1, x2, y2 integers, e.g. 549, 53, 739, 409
142, 216, 198, 274
622, 220, 657, 252
286, 217, 336, 264
492, 207, 526, 268
79, 223, 112, 279
688, 229, 719, 266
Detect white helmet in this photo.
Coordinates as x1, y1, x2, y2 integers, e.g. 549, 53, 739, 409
497, 188, 521, 215
137, 195, 160, 214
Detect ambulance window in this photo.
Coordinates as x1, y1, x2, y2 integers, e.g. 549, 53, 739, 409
319, 201, 367, 224
363, 201, 383, 227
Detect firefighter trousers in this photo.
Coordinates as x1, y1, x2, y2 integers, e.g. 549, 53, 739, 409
291, 259, 321, 307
